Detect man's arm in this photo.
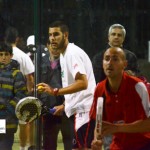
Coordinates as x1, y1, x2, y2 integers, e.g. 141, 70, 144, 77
102, 118, 150, 136
58, 72, 88, 94
26, 73, 34, 94
37, 72, 88, 96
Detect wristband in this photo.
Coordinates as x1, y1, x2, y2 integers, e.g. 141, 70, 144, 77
53, 88, 59, 96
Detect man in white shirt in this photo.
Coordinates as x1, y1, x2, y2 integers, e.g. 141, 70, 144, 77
37, 21, 96, 150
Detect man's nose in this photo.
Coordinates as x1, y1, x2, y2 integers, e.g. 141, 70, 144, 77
114, 34, 118, 38
51, 35, 55, 40
2, 55, 6, 59
107, 58, 113, 64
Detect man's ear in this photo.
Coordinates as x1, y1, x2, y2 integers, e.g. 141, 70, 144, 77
64, 32, 69, 39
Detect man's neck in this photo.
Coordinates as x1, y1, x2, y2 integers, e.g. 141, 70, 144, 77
108, 42, 123, 48
60, 40, 69, 55
108, 75, 123, 93
11, 43, 16, 47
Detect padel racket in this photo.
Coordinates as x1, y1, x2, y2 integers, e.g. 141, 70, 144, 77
15, 96, 50, 124
96, 97, 104, 140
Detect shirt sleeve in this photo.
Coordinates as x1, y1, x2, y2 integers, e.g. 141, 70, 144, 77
135, 82, 150, 117
23, 55, 35, 75
67, 54, 86, 79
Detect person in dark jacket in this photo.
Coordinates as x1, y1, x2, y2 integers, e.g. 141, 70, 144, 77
92, 23, 140, 84
0, 42, 27, 150
38, 41, 72, 150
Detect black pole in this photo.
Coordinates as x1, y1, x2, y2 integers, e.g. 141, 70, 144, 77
33, 0, 42, 149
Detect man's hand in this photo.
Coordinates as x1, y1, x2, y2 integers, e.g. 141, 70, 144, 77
36, 83, 54, 95
53, 104, 65, 116
91, 139, 103, 150
102, 121, 118, 136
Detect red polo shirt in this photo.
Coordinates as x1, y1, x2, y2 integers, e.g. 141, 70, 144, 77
90, 72, 150, 150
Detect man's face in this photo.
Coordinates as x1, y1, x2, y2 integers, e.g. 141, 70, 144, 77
103, 48, 127, 79
0, 52, 13, 65
108, 28, 125, 47
49, 27, 67, 51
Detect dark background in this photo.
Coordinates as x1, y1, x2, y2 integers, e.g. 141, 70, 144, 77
0, 1, 150, 149
0, 0, 150, 77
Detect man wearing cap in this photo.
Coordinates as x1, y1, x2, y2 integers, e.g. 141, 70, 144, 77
26, 35, 49, 61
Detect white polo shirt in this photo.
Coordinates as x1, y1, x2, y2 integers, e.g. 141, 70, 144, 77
12, 47, 34, 75
60, 43, 96, 117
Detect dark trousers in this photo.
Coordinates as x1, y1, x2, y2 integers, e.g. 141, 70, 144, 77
42, 113, 73, 150
0, 133, 14, 150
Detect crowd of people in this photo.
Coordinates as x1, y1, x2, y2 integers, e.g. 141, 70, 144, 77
0, 21, 150, 150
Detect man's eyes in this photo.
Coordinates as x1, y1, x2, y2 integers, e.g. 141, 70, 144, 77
105, 57, 119, 61
49, 33, 60, 36
111, 33, 122, 37
0, 53, 9, 56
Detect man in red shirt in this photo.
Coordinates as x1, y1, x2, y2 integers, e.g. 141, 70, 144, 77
90, 47, 150, 150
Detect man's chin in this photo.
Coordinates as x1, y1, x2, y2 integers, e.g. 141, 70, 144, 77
113, 44, 121, 47
51, 46, 58, 51
106, 73, 113, 78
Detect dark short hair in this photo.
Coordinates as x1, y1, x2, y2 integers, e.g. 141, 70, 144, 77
5, 27, 18, 44
0, 42, 13, 54
49, 21, 69, 33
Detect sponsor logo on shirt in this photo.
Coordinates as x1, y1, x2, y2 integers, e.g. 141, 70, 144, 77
73, 64, 78, 69
61, 71, 64, 78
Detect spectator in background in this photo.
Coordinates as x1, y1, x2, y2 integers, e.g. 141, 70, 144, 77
92, 23, 139, 84
37, 20, 96, 150
5, 27, 35, 150
38, 40, 72, 150
26, 35, 49, 62
5, 27, 34, 93
26, 35, 35, 62
90, 47, 150, 150
0, 42, 27, 150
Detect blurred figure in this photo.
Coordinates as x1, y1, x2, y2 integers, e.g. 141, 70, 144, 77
5, 27, 35, 150
0, 42, 27, 150
26, 35, 35, 61
26, 35, 49, 62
